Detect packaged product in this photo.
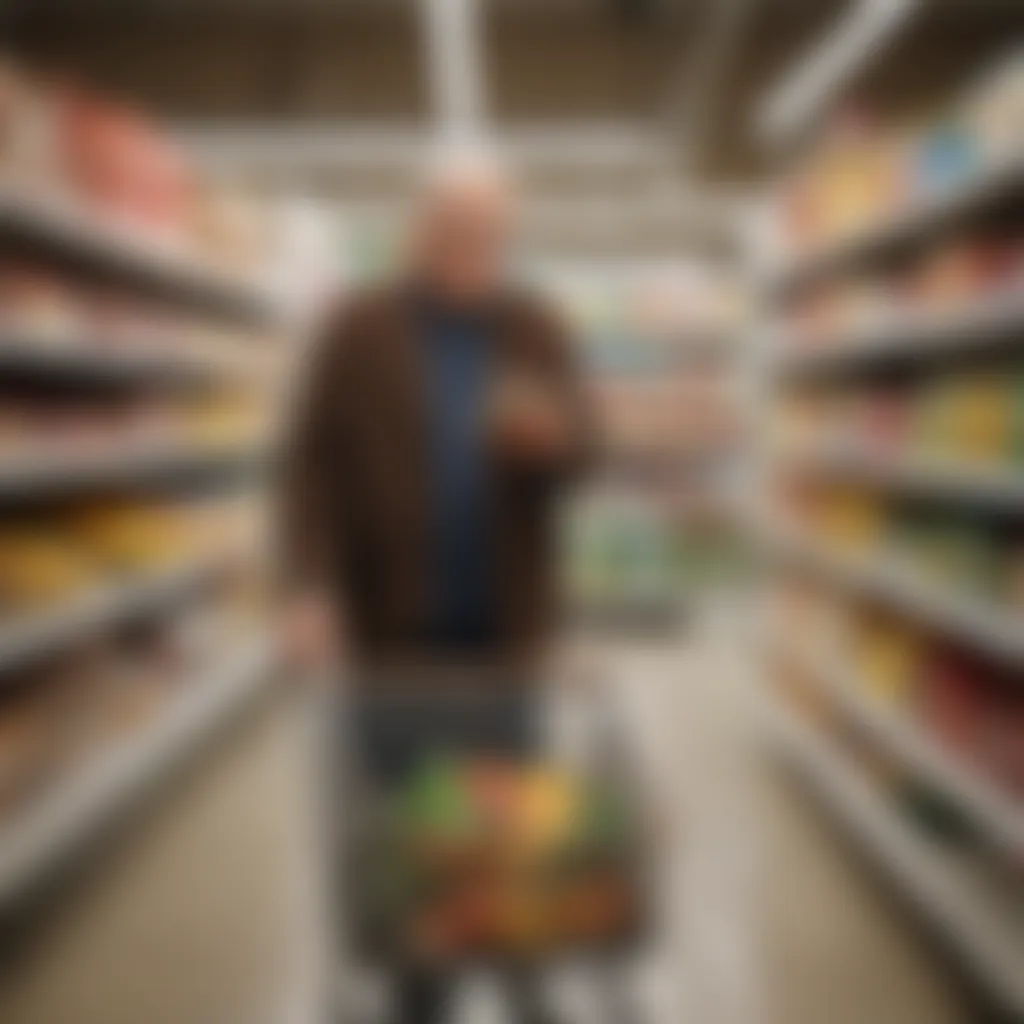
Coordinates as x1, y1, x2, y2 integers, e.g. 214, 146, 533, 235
913, 374, 955, 457
0, 267, 77, 342
980, 684, 1024, 797
842, 275, 891, 332
0, 63, 61, 196
66, 501, 190, 572
60, 84, 193, 243
913, 120, 981, 198
918, 645, 990, 767
951, 371, 1013, 462
0, 528, 94, 611
818, 488, 886, 552
914, 240, 984, 311
0, 686, 55, 812
897, 511, 998, 596
998, 528, 1024, 614
1007, 369, 1024, 467
889, 508, 943, 577
968, 237, 1024, 299
192, 184, 267, 273
916, 370, 1012, 463
815, 111, 890, 243
853, 610, 926, 704
854, 385, 914, 452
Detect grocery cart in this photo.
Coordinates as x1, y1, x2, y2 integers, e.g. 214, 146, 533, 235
329, 676, 657, 1024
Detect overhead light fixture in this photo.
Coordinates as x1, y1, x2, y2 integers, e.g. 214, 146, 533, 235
756, 0, 921, 147
421, 0, 488, 144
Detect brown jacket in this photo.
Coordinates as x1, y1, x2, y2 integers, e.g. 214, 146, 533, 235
280, 282, 593, 676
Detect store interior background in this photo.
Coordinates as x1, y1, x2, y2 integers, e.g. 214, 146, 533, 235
0, 1, 1022, 1022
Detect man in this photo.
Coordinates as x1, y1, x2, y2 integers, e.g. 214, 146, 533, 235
281, 151, 593, 1024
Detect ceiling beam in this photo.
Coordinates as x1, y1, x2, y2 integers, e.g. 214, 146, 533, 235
175, 121, 674, 171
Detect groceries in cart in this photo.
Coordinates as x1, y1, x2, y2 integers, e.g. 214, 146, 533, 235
355, 756, 646, 963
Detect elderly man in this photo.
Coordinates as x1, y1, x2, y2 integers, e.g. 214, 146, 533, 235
281, 152, 593, 1024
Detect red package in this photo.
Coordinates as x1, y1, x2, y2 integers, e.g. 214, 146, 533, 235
918, 645, 990, 766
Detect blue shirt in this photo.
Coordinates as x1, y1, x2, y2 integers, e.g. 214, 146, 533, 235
419, 304, 497, 650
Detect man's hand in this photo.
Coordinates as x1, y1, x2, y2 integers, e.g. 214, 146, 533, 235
281, 592, 339, 674
489, 376, 574, 466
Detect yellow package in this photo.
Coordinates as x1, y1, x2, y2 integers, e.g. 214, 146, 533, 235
948, 371, 1012, 463
854, 614, 925, 704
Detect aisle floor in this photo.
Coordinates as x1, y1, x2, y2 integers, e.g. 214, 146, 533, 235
0, 614, 979, 1024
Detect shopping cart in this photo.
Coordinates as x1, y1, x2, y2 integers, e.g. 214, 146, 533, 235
333, 678, 657, 1024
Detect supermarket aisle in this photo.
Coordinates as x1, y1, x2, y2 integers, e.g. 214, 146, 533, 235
0, 620, 980, 1024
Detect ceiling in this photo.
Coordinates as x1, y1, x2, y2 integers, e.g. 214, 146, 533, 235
1, 0, 1021, 255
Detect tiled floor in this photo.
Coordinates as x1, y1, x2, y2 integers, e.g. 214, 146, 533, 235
0, 614, 981, 1024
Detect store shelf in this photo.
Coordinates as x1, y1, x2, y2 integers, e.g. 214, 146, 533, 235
777, 287, 1024, 378
570, 599, 683, 634
760, 524, 1024, 667
585, 346, 730, 377
670, 333, 739, 365
0, 443, 267, 502
777, 642, 1024, 854
0, 639, 278, 913
771, 154, 1024, 298
785, 446, 1024, 510
0, 561, 223, 679
760, 690, 1024, 1017
0, 191, 280, 326
600, 449, 737, 480
0, 335, 241, 389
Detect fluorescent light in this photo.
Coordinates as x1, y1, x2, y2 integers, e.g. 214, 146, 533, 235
421, 0, 487, 143
756, 0, 921, 146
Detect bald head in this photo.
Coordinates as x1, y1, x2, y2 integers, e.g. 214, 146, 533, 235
410, 148, 518, 304
420, 147, 514, 211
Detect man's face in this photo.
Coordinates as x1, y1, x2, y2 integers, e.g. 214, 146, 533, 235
415, 170, 514, 304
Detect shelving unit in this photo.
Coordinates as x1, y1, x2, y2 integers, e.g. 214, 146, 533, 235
0, 639, 277, 915
761, 523, 1024, 667
769, 152, 1024, 299
0, 68, 290, 919
584, 334, 737, 375
774, 640, 1024, 854
785, 446, 1024, 510
777, 286, 1024, 379
760, 690, 1024, 1020
0, 190, 281, 326
0, 334, 246, 388
0, 443, 267, 502
557, 263, 745, 627
756, 54, 1024, 1017
0, 559, 227, 681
